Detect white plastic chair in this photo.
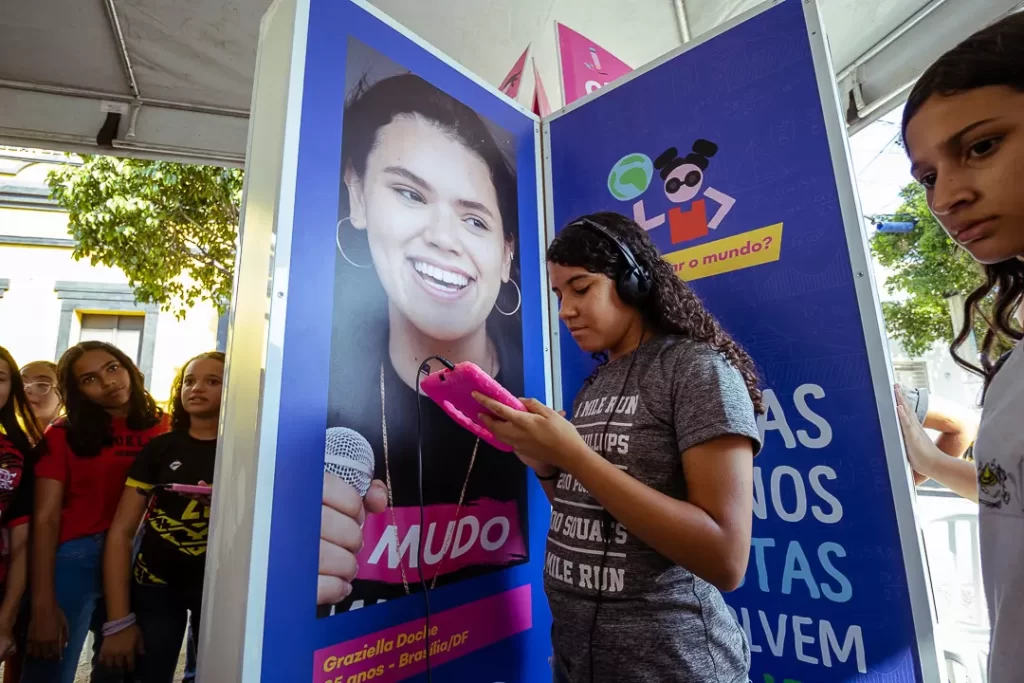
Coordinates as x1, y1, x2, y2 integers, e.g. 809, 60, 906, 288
920, 508, 989, 683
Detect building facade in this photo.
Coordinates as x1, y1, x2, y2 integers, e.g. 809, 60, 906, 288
0, 147, 220, 403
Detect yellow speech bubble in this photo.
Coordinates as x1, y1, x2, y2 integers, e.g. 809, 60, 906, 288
664, 223, 783, 281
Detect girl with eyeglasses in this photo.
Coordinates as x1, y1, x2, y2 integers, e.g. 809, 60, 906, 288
20, 361, 63, 437
0, 347, 42, 683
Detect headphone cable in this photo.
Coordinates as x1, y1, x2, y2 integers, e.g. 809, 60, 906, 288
586, 328, 645, 683
415, 355, 456, 683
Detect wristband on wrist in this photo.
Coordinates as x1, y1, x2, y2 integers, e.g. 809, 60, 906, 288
535, 468, 560, 481
102, 613, 136, 637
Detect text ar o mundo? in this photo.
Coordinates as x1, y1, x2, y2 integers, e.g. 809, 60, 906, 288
665, 222, 783, 281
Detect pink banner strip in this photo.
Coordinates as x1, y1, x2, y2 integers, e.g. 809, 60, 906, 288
313, 585, 533, 683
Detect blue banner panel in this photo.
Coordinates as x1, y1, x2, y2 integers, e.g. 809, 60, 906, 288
263, 1, 552, 681
546, 1, 922, 681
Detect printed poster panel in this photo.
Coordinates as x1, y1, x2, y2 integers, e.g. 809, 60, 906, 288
264, 0, 552, 681
546, 1, 926, 681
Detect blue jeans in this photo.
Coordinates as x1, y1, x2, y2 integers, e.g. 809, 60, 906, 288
21, 533, 124, 683
131, 582, 201, 683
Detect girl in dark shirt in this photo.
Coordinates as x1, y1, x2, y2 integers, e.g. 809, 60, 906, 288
0, 346, 42, 682
99, 351, 224, 681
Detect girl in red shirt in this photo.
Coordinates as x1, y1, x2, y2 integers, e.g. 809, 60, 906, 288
22, 341, 168, 683
0, 346, 42, 682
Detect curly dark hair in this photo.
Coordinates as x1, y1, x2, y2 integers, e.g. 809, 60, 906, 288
0, 345, 42, 453
547, 212, 764, 413
169, 351, 226, 431
901, 12, 1024, 396
56, 341, 163, 458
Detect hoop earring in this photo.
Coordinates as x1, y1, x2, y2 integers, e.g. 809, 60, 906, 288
336, 217, 372, 269
495, 279, 521, 316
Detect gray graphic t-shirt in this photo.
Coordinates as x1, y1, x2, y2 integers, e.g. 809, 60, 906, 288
974, 342, 1023, 683
545, 335, 761, 683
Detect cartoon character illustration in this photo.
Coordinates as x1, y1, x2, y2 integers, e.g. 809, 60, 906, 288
631, 138, 736, 244
655, 139, 719, 204
978, 460, 1013, 509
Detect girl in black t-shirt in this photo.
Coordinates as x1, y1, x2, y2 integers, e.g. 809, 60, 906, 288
0, 346, 42, 681
99, 351, 224, 680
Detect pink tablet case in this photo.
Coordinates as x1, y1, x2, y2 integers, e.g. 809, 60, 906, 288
166, 484, 213, 496
420, 362, 526, 452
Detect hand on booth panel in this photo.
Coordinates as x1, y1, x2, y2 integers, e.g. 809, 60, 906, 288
895, 387, 979, 503
318, 474, 388, 605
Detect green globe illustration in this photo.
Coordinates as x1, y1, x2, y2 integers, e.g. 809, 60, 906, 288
607, 153, 654, 201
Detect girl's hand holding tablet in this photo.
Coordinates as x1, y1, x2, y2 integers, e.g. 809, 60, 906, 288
473, 393, 583, 472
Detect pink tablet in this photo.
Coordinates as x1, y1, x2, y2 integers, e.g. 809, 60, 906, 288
420, 362, 526, 452
166, 483, 213, 496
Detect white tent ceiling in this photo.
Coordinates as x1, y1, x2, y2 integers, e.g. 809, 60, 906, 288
1, 0, 1020, 167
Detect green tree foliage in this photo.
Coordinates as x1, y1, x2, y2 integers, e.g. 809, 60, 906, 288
870, 182, 1007, 359
48, 156, 242, 319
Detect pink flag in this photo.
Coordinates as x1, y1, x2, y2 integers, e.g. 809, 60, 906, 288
556, 23, 632, 105
531, 59, 551, 117
499, 45, 530, 100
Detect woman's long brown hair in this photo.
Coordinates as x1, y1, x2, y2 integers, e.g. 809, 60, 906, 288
0, 346, 42, 453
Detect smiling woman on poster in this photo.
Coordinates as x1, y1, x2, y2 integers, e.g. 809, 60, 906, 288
316, 44, 528, 616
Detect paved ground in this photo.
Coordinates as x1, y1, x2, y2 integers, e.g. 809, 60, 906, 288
0, 642, 186, 682
71, 640, 187, 682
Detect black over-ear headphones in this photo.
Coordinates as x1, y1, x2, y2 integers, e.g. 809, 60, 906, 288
573, 217, 652, 306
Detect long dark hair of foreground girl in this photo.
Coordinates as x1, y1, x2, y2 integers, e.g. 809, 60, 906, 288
901, 13, 1024, 392
0, 346, 42, 453
547, 211, 764, 413
56, 341, 163, 457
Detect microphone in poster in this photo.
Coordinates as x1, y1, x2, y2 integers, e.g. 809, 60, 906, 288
324, 426, 374, 498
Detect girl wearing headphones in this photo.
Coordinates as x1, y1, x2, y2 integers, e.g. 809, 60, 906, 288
477, 212, 763, 682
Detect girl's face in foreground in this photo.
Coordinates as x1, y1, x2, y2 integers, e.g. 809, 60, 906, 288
548, 262, 640, 356
905, 85, 1024, 265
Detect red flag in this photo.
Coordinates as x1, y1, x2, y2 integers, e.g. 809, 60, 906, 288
499, 45, 530, 100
